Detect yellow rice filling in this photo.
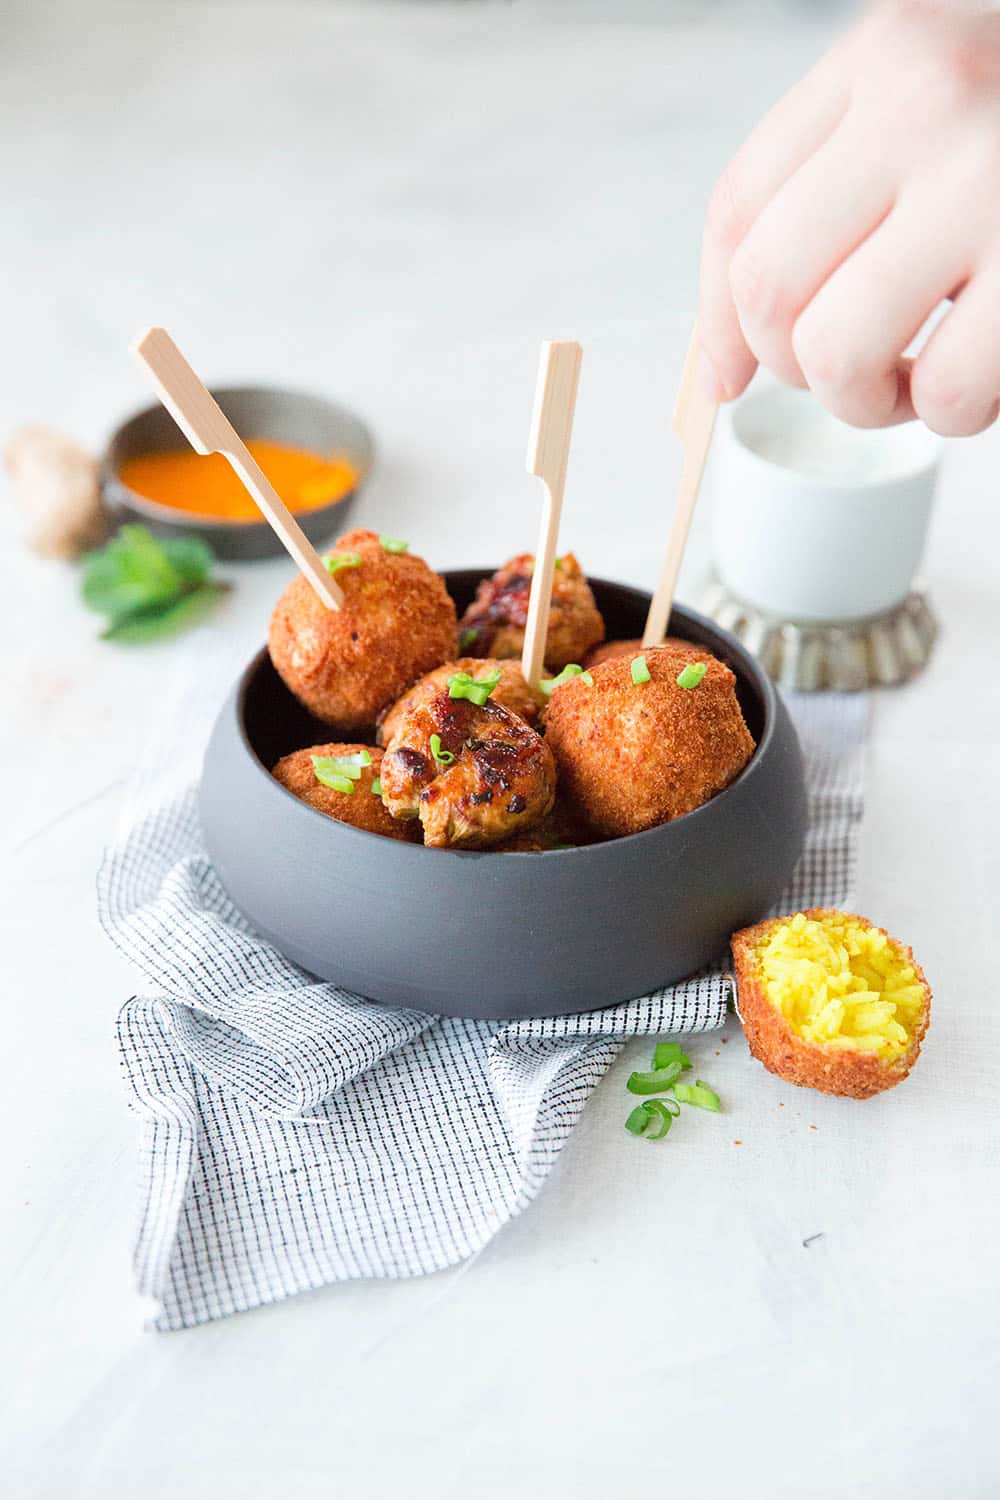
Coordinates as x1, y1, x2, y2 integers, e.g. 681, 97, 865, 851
756, 912, 925, 1061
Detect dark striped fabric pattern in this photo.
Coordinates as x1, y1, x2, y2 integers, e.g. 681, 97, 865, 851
105, 693, 867, 1329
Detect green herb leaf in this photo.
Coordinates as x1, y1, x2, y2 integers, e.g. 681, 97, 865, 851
676, 661, 707, 690
159, 534, 214, 586
325, 552, 362, 575
673, 1080, 721, 1112
631, 655, 650, 685
539, 664, 594, 697
100, 581, 227, 643
626, 1062, 685, 1096
429, 733, 455, 766
652, 1041, 692, 1072
380, 536, 409, 554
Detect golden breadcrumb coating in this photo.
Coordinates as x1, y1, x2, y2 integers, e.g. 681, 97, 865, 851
458, 551, 604, 672
377, 658, 544, 746
268, 529, 457, 732
544, 643, 755, 836
583, 636, 700, 669
732, 909, 931, 1099
380, 692, 555, 849
271, 743, 417, 842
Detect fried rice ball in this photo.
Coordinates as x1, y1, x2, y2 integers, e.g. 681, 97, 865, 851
380, 691, 556, 849
271, 743, 417, 843
377, 658, 544, 746
732, 909, 932, 1099
458, 551, 604, 671
583, 636, 700, 670
268, 529, 457, 732
544, 643, 755, 837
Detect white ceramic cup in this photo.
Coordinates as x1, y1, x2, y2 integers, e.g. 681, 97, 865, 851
710, 384, 943, 623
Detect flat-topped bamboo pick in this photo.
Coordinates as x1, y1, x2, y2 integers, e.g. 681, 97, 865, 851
520, 339, 583, 688
130, 327, 343, 610
641, 328, 719, 648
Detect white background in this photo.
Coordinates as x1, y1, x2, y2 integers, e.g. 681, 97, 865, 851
2, 2, 998, 1496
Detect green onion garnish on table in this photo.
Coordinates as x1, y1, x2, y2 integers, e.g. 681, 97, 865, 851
624, 1098, 679, 1141
626, 1061, 685, 1095
676, 661, 707, 690
429, 733, 455, 766
539, 664, 593, 696
448, 668, 502, 706
673, 1081, 721, 1111
652, 1041, 692, 1072
325, 552, 362, 576
380, 536, 409, 554
630, 655, 650, 685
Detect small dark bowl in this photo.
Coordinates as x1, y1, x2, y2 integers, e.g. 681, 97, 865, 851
199, 574, 808, 1019
103, 386, 374, 561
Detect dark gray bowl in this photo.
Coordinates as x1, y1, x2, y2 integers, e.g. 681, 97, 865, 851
103, 385, 373, 561
199, 574, 808, 1019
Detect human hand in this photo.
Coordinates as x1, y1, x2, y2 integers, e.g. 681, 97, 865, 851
699, 0, 1000, 434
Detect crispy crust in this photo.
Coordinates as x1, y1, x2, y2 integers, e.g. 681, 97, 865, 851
271, 743, 418, 842
544, 643, 755, 836
731, 909, 931, 1099
458, 551, 605, 671
376, 658, 544, 745
582, 636, 699, 670
268, 529, 457, 732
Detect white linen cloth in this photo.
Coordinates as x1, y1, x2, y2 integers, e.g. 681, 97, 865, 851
103, 693, 867, 1330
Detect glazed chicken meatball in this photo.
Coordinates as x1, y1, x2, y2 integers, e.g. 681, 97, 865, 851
458, 551, 604, 672
268, 529, 457, 732
271, 743, 417, 843
583, 636, 700, 670
380, 691, 556, 849
544, 644, 755, 837
377, 658, 544, 746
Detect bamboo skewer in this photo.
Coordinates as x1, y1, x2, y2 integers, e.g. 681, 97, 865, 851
641, 329, 719, 648
130, 327, 343, 610
520, 340, 583, 687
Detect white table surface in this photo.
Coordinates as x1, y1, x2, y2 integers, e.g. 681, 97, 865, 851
2, 3, 998, 1495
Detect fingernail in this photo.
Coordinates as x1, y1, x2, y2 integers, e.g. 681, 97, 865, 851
698, 350, 726, 403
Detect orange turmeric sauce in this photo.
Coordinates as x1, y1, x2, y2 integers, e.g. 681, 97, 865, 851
119, 439, 359, 523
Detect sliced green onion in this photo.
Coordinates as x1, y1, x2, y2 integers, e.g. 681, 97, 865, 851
673, 1080, 721, 1112
448, 668, 503, 706
641, 1098, 679, 1139
370, 777, 382, 797
626, 1061, 685, 1095
380, 536, 409, 554
652, 1041, 692, 1073
459, 628, 479, 651
429, 733, 455, 766
311, 749, 371, 786
625, 1104, 653, 1136
539, 664, 594, 697
554, 556, 565, 570
310, 758, 356, 795
325, 552, 362, 576
630, 654, 650, 685
676, 661, 707, 690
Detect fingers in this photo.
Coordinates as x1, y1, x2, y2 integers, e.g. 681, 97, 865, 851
728, 120, 896, 388
790, 183, 975, 427
698, 46, 852, 400
909, 267, 1000, 435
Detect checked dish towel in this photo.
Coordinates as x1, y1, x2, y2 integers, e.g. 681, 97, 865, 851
104, 693, 867, 1330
